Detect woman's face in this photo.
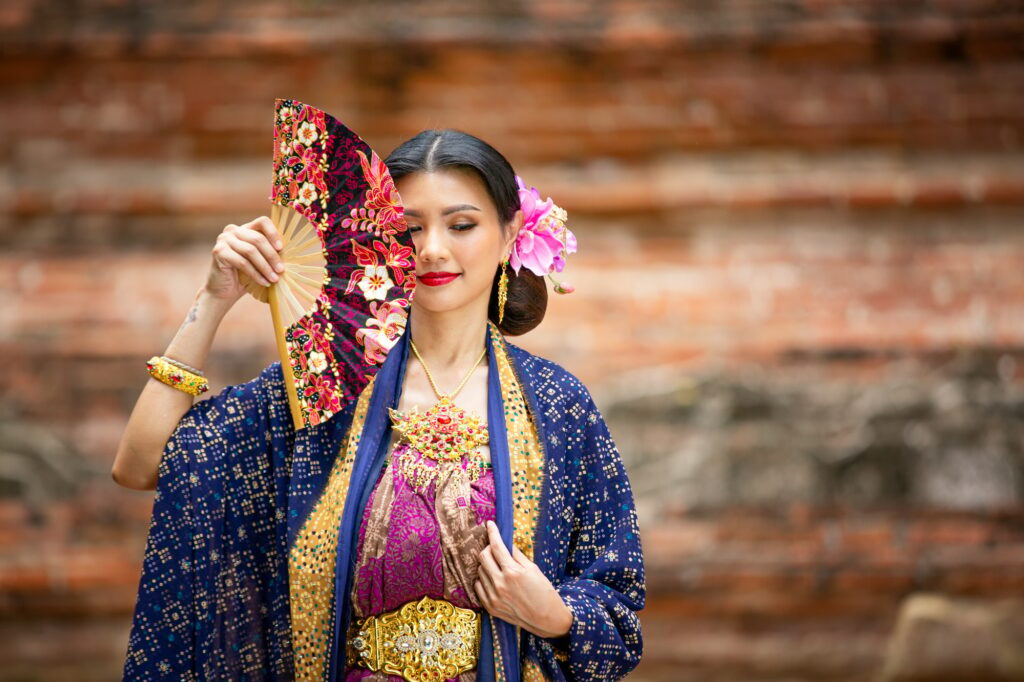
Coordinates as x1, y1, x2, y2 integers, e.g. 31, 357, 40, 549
397, 168, 521, 316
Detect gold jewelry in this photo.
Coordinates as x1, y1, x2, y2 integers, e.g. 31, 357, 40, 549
497, 258, 509, 324
388, 339, 489, 490
161, 356, 205, 376
146, 355, 209, 396
346, 596, 481, 682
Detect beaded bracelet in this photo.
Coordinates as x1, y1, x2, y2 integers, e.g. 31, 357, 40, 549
146, 355, 210, 396
160, 355, 204, 376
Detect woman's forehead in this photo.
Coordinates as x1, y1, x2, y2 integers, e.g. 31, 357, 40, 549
397, 169, 492, 215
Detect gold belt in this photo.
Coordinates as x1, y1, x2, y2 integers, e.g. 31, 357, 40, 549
346, 595, 481, 682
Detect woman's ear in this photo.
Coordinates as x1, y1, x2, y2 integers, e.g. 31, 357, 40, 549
505, 209, 523, 258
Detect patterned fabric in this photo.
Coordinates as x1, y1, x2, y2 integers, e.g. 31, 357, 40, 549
344, 442, 496, 682
505, 344, 645, 681
123, 319, 645, 682
270, 98, 414, 429
488, 323, 546, 562
351, 444, 495, 617
289, 374, 377, 680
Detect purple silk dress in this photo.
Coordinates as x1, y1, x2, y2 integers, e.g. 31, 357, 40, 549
344, 436, 496, 682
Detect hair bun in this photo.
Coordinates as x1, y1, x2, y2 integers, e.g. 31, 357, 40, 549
488, 265, 547, 336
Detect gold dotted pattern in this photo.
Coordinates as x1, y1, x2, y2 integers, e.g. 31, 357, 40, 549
490, 323, 545, 561
288, 374, 376, 682
522, 659, 549, 681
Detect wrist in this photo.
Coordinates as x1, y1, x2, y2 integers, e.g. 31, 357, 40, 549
553, 599, 573, 637
196, 286, 236, 319
540, 596, 573, 638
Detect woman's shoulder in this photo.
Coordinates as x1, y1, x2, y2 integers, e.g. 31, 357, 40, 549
197, 360, 288, 414
501, 339, 594, 407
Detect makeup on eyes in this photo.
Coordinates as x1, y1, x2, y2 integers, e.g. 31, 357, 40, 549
408, 222, 476, 233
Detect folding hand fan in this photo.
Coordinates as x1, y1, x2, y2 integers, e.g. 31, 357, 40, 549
238, 98, 416, 430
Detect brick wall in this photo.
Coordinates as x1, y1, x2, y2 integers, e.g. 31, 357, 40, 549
1, 1, 1023, 680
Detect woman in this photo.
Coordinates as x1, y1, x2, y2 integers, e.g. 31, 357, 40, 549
113, 124, 645, 681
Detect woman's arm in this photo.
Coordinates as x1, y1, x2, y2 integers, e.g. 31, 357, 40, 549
543, 386, 646, 680
111, 217, 285, 491
476, 373, 645, 680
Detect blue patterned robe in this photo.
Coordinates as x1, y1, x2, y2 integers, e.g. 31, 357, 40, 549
122, 322, 645, 681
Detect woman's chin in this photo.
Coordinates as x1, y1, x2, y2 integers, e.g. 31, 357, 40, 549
410, 295, 485, 317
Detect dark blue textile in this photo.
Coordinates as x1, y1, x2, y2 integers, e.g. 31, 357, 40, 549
122, 324, 644, 681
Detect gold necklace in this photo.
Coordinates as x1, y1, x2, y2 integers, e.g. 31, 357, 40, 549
387, 339, 490, 464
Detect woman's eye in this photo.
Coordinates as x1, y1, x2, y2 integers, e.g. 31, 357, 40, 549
406, 224, 475, 233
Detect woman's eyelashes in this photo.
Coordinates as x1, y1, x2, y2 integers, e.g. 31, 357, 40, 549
408, 223, 477, 233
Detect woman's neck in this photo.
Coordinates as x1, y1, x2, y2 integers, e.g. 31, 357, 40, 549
406, 305, 489, 373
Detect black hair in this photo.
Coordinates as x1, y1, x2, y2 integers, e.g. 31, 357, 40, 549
383, 129, 547, 336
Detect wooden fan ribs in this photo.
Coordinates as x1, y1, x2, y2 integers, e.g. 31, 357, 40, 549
258, 98, 414, 431
240, 202, 328, 326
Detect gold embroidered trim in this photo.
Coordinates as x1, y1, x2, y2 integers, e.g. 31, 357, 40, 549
288, 323, 547, 681
522, 658, 551, 681
289, 374, 376, 682
489, 323, 546, 561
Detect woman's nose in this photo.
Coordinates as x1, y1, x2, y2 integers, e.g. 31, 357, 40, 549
415, 225, 449, 263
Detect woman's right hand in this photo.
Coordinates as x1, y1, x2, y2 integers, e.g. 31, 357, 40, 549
205, 216, 286, 301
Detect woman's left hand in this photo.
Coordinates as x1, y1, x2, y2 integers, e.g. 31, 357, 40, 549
475, 520, 574, 639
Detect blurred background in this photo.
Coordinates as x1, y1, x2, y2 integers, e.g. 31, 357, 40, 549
2, 1, 1024, 680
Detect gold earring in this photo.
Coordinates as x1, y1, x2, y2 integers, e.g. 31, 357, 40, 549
497, 258, 509, 324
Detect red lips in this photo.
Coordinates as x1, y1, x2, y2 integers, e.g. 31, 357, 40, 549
418, 271, 460, 286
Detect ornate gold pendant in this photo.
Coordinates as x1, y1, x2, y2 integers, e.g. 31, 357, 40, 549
388, 394, 489, 462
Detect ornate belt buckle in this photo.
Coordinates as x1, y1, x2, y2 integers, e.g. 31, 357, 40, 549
347, 595, 481, 682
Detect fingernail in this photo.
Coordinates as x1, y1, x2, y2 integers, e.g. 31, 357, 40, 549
269, 273, 278, 281
275, 262, 284, 272
276, 241, 283, 249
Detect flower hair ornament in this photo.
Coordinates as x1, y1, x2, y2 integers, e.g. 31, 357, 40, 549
497, 175, 577, 324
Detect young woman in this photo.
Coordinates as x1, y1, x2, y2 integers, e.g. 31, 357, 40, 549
113, 122, 645, 681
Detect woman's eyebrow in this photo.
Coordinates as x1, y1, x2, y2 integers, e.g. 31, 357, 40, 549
404, 204, 480, 218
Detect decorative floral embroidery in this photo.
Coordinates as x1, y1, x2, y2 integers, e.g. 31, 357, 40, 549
342, 149, 407, 239
308, 350, 328, 373
296, 120, 319, 147
356, 264, 394, 301
268, 98, 415, 428
356, 299, 409, 365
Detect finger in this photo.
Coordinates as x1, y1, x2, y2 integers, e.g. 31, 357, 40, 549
511, 545, 532, 567
478, 563, 500, 601
236, 224, 285, 275
477, 545, 503, 583
485, 521, 516, 570
225, 232, 280, 283
215, 245, 271, 287
474, 578, 496, 610
476, 576, 513, 624
251, 215, 284, 251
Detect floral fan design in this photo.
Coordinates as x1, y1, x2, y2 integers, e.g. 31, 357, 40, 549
237, 98, 416, 430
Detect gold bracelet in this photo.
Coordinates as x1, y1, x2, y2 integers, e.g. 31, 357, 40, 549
146, 355, 209, 396
161, 355, 204, 376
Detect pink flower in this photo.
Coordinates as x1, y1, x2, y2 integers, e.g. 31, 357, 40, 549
356, 300, 409, 364
302, 373, 341, 414
511, 176, 575, 278
356, 149, 406, 237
